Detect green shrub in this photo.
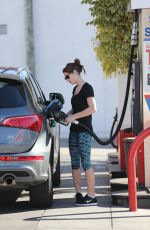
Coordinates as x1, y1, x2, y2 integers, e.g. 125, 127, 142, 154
81, 0, 134, 78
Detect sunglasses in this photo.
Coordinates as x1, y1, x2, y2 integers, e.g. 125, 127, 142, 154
64, 75, 70, 80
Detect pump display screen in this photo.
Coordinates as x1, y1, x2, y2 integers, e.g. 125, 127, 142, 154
147, 74, 150, 85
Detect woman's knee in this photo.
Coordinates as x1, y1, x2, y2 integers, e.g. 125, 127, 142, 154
81, 161, 92, 171
71, 158, 80, 170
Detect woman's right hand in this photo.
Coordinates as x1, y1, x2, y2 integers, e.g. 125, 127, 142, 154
65, 114, 76, 124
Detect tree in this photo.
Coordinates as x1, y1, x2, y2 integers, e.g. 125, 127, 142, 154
81, 0, 134, 77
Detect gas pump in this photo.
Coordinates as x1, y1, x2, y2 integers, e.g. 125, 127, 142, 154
128, 0, 150, 188
131, 62, 143, 135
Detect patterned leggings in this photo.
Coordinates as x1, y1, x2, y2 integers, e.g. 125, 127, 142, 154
69, 132, 92, 171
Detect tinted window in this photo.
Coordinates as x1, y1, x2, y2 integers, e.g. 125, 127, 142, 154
0, 79, 26, 108
29, 75, 45, 105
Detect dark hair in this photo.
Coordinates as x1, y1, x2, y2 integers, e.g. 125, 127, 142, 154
62, 59, 86, 74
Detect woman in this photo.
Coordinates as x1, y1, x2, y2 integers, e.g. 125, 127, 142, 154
62, 59, 97, 206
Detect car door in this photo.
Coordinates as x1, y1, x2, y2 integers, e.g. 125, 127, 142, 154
29, 73, 60, 172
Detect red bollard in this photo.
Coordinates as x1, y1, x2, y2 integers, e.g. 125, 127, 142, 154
128, 127, 150, 211
137, 143, 145, 185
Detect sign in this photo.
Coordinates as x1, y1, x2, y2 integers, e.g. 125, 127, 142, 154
144, 95, 150, 110
142, 9, 150, 187
130, 0, 150, 9
143, 10, 150, 91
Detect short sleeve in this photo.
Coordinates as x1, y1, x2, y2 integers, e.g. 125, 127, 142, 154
84, 83, 94, 98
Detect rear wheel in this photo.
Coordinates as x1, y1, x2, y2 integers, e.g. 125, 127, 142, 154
29, 164, 53, 209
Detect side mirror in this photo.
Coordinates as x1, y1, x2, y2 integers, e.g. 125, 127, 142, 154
49, 93, 65, 104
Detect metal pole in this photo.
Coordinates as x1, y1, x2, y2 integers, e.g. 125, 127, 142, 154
24, 0, 35, 73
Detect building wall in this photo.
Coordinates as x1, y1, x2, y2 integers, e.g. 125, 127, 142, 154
117, 74, 132, 130
32, 0, 118, 138
0, 0, 26, 67
0, 0, 119, 138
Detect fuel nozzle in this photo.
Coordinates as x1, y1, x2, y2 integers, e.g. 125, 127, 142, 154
53, 111, 67, 123
49, 118, 56, 128
45, 99, 63, 118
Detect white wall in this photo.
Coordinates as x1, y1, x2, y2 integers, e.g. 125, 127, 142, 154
32, 0, 118, 138
117, 74, 132, 130
0, 0, 118, 138
0, 0, 26, 67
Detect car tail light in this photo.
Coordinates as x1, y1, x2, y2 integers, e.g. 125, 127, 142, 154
0, 156, 44, 161
1, 115, 42, 132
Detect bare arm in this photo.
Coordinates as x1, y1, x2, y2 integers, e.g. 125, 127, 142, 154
66, 97, 97, 123
66, 109, 73, 116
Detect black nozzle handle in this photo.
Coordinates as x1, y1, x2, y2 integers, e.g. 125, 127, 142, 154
59, 121, 69, 126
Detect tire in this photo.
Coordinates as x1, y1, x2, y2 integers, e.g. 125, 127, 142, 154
0, 189, 22, 204
29, 164, 53, 209
53, 152, 61, 187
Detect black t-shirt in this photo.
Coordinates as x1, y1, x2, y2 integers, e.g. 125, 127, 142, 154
70, 82, 94, 132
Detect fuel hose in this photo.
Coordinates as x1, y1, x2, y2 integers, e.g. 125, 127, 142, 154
69, 10, 138, 146
52, 11, 138, 146
110, 109, 118, 148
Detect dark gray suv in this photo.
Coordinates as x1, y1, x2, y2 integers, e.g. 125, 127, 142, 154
0, 67, 62, 208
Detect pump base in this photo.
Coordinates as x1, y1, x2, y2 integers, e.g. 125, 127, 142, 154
109, 161, 150, 209
112, 189, 150, 208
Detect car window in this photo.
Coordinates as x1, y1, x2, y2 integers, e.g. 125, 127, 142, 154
30, 73, 46, 101
0, 79, 26, 108
28, 74, 45, 105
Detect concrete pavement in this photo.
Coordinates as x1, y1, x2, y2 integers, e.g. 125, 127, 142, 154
0, 140, 150, 229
